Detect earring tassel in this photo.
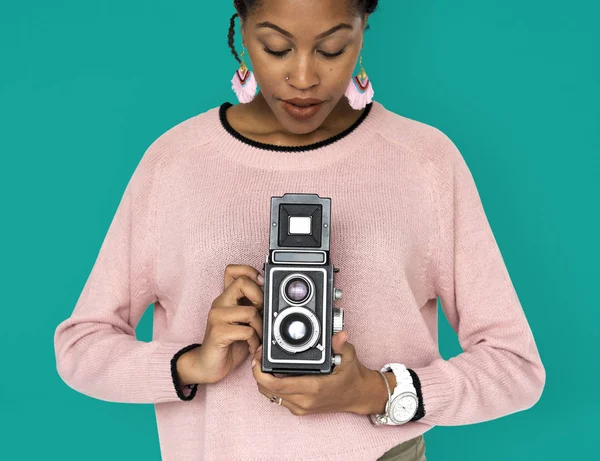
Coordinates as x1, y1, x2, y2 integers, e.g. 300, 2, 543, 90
231, 67, 257, 104
344, 73, 374, 110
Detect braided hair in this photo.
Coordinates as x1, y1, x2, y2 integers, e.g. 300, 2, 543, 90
228, 0, 379, 64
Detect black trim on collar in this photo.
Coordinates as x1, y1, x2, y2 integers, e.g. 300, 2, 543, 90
218, 101, 373, 152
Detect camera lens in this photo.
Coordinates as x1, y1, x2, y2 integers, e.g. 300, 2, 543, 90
280, 313, 313, 346
273, 305, 320, 353
285, 278, 309, 303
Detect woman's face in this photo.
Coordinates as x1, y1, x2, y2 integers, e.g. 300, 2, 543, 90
239, 0, 368, 134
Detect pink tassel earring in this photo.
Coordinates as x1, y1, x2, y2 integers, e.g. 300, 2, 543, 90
344, 55, 374, 110
231, 46, 257, 103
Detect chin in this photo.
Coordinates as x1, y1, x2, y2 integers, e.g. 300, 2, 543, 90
282, 119, 323, 135
277, 108, 330, 134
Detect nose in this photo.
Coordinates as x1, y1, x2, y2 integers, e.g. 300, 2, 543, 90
286, 53, 319, 90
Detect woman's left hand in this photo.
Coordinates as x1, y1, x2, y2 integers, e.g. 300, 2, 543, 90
250, 331, 373, 416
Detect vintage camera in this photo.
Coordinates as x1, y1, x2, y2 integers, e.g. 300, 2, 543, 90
261, 193, 344, 375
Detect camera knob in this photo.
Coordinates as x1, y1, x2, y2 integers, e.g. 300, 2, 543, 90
333, 307, 344, 334
334, 288, 343, 300
333, 354, 342, 366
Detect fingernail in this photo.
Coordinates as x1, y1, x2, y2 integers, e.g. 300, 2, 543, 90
251, 359, 257, 367
258, 274, 264, 285
257, 345, 263, 353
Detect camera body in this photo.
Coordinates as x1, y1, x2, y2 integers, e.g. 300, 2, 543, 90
261, 193, 344, 375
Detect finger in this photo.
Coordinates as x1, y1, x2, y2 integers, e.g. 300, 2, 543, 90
331, 331, 348, 355
224, 264, 264, 291
223, 275, 265, 312
250, 346, 320, 395
256, 383, 310, 415
331, 336, 357, 373
220, 304, 264, 341
217, 324, 261, 353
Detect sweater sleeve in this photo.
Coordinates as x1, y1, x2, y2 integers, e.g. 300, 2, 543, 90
54, 142, 200, 404
411, 131, 546, 426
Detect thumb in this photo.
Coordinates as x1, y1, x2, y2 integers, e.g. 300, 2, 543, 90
331, 331, 348, 354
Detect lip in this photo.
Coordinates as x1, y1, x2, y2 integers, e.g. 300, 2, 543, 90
282, 98, 325, 107
280, 99, 325, 121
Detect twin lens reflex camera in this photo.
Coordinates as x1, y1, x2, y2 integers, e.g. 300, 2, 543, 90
260, 193, 345, 375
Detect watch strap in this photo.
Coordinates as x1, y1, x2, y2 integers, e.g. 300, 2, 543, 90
370, 363, 418, 425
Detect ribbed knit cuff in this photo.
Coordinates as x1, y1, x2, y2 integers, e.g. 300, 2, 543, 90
409, 365, 454, 422
407, 369, 425, 421
171, 343, 202, 401
148, 342, 202, 403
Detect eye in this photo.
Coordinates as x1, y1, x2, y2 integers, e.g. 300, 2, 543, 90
263, 46, 348, 60
263, 47, 290, 59
320, 46, 347, 59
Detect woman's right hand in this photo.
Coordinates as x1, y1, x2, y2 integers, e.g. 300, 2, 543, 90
178, 264, 265, 385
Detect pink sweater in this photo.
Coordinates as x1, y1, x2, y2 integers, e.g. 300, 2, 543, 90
54, 100, 546, 461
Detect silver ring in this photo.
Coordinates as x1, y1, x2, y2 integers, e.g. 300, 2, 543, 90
270, 395, 283, 405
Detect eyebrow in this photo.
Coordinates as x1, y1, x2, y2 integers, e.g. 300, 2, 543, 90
255, 21, 353, 40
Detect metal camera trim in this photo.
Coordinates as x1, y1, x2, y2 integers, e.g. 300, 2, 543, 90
271, 249, 327, 265
267, 267, 327, 364
280, 273, 315, 306
272, 306, 321, 353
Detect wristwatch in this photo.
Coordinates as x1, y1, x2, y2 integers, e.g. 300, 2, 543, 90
369, 363, 419, 425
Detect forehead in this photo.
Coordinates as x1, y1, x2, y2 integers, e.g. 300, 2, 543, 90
249, 0, 358, 28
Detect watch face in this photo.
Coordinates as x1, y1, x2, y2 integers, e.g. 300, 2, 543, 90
390, 393, 418, 424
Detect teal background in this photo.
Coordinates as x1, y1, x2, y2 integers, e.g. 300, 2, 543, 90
1, 1, 597, 459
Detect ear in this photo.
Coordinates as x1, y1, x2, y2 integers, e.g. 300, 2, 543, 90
238, 15, 246, 39
363, 13, 370, 29
233, 6, 246, 43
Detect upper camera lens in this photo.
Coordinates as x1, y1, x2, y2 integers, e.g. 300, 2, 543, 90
285, 278, 309, 303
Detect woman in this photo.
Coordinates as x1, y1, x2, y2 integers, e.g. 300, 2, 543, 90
54, 1, 546, 460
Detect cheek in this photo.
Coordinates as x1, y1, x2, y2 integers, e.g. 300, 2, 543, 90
330, 67, 353, 90
328, 60, 356, 81
252, 65, 280, 95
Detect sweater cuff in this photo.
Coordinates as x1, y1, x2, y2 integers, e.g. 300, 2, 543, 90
407, 368, 425, 421
171, 343, 202, 401
408, 364, 454, 422
149, 342, 202, 403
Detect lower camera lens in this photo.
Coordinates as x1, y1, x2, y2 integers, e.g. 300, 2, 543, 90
280, 313, 313, 346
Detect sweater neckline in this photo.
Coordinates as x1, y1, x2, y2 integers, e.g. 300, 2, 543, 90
219, 101, 372, 152
206, 100, 385, 171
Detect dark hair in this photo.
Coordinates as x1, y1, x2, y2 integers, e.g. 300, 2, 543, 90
228, 0, 379, 63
